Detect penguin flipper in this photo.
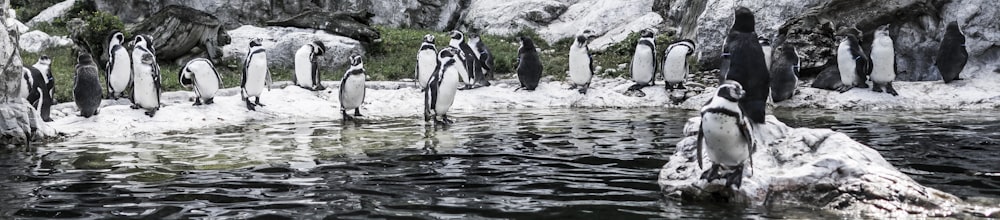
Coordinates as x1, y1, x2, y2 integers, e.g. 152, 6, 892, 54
737, 115, 756, 170
266, 69, 273, 91
696, 122, 705, 170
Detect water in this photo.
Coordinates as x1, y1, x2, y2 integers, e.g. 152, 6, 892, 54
1, 108, 997, 219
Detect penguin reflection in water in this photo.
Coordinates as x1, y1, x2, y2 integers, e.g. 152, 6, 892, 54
340, 55, 367, 120
696, 80, 757, 188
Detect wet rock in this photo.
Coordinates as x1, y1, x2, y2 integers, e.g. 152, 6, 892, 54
17, 30, 73, 53
222, 26, 364, 73
265, 10, 381, 44
1, 2, 57, 145
130, 5, 228, 64
659, 116, 997, 217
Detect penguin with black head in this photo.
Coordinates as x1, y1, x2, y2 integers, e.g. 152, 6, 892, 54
242, 38, 272, 111
662, 39, 696, 91
106, 30, 131, 99
340, 55, 367, 120
425, 47, 462, 124
516, 35, 543, 91
627, 29, 657, 96
130, 35, 161, 117
24, 55, 55, 122
294, 41, 327, 90
568, 30, 596, 94
697, 80, 757, 188
720, 7, 769, 124
74, 53, 103, 118
769, 44, 800, 102
869, 24, 898, 96
936, 21, 967, 84
416, 34, 438, 90
835, 28, 870, 93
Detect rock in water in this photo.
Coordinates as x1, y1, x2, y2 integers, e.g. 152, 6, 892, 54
130, 5, 227, 64
1, 1, 57, 144
659, 116, 996, 217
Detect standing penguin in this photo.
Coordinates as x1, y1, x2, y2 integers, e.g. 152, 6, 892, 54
24, 56, 55, 122
720, 7, 769, 124
869, 25, 898, 96
449, 30, 487, 89
415, 34, 438, 90
516, 36, 543, 91
628, 29, 657, 94
130, 35, 161, 117
759, 37, 773, 70
293, 41, 327, 90
106, 31, 131, 99
835, 33, 870, 93
179, 58, 223, 105
340, 55, 367, 120
242, 38, 272, 111
74, 53, 102, 118
769, 44, 800, 102
696, 80, 756, 188
662, 39, 696, 91
568, 30, 595, 94
936, 21, 968, 83
425, 47, 462, 124
469, 33, 496, 81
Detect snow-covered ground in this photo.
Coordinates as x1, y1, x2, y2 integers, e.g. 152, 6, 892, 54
45, 72, 1000, 140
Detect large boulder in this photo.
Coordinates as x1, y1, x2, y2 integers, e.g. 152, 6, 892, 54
17, 30, 72, 53
130, 5, 228, 64
659, 116, 998, 217
1, 0, 57, 145
24, 0, 73, 27
222, 26, 364, 74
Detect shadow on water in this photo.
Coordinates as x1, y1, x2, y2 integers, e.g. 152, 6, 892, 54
1, 108, 997, 218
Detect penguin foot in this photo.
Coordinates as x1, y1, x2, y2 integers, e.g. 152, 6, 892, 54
353, 109, 363, 117
677, 83, 687, 90
205, 98, 214, 104
144, 110, 156, 117
341, 110, 354, 121
624, 88, 646, 97
315, 85, 327, 91
855, 82, 870, 88
578, 88, 588, 95
245, 100, 257, 111
885, 83, 899, 96
728, 165, 745, 189
255, 98, 266, 107
700, 164, 722, 181
836, 85, 853, 93
193, 99, 203, 106
569, 84, 578, 90
130, 104, 140, 109
872, 84, 883, 93
441, 115, 454, 124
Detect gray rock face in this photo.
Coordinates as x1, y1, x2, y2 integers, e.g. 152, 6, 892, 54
222, 26, 364, 75
659, 116, 998, 217
658, 0, 1000, 81
1, 0, 57, 145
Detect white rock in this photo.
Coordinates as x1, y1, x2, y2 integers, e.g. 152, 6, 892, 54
17, 30, 73, 53
222, 25, 364, 71
539, 0, 657, 44
26, 0, 75, 27
4, 9, 29, 34
590, 12, 663, 51
463, 0, 570, 36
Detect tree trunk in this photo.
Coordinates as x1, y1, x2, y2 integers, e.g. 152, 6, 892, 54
130, 5, 228, 65
1, 0, 56, 145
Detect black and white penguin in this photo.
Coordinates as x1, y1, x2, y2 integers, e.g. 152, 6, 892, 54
759, 37, 772, 70
516, 36, 543, 91
628, 29, 657, 93
24, 55, 55, 122
340, 55, 366, 120
179, 58, 222, 105
697, 80, 756, 188
130, 35, 161, 117
662, 39, 696, 91
936, 21, 968, 83
449, 30, 488, 89
869, 25, 898, 96
469, 32, 496, 81
425, 47, 462, 124
242, 38, 272, 111
720, 7, 769, 124
106, 30, 131, 99
74, 53, 102, 118
835, 31, 871, 93
568, 30, 595, 94
769, 44, 800, 102
415, 34, 438, 90
293, 41, 326, 91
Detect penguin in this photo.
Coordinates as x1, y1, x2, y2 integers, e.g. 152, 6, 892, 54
469, 32, 496, 81
835, 33, 870, 93
293, 41, 327, 90
696, 80, 756, 188
759, 37, 773, 70
106, 30, 132, 99
628, 29, 657, 94
769, 44, 800, 103
811, 63, 843, 91
179, 58, 223, 105
24, 55, 55, 122
448, 30, 488, 89
662, 39, 696, 91
936, 21, 968, 83
516, 36, 543, 91
568, 30, 595, 94
74, 53, 102, 118
720, 7, 769, 124
425, 47, 462, 124
339, 55, 366, 120
130, 35, 161, 117
869, 24, 898, 96
242, 38, 272, 111
415, 34, 438, 90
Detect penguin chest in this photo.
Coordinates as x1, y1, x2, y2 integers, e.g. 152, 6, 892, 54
294, 48, 314, 87
701, 114, 750, 167
631, 45, 655, 84
663, 48, 690, 83
870, 39, 896, 83
244, 53, 269, 96
762, 46, 773, 70
836, 42, 857, 85
568, 45, 592, 85
417, 50, 437, 88
340, 73, 366, 110
109, 48, 132, 91
132, 63, 159, 108
435, 67, 461, 115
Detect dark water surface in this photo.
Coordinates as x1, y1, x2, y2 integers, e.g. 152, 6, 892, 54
1, 108, 997, 219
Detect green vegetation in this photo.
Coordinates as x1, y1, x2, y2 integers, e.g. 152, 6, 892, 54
10, 0, 65, 21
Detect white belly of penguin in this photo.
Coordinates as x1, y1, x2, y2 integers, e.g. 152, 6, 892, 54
109, 48, 132, 92
245, 53, 268, 97
836, 42, 857, 85
762, 46, 773, 70
701, 114, 750, 167
663, 47, 689, 84
190, 62, 220, 99
435, 67, 460, 115
417, 50, 437, 89
294, 48, 313, 88
631, 46, 654, 84
341, 74, 366, 110
870, 39, 895, 83
568, 45, 591, 86
133, 64, 158, 109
